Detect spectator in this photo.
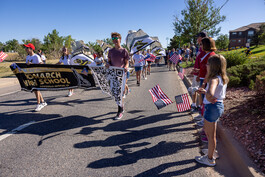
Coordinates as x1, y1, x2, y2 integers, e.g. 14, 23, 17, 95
38, 50, 46, 64
195, 54, 229, 166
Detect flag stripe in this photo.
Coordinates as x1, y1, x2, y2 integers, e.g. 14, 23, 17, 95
0, 51, 8, 62
154, 85, 170, 105
153, 86, 167, 105
156, 85, 173, 104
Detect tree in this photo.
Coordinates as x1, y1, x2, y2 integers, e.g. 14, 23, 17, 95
103, 38, 114, 47
168, 35, 186, 50
251, 24, 265, 46
173, 0, 227, 44
64, 35, 74, 52
3, 39, 20, 52
43, 29, 64, 59
215, 34, 229, 50
22, 38, 42, 51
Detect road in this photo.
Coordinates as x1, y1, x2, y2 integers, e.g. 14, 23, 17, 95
0, 65, 221, 177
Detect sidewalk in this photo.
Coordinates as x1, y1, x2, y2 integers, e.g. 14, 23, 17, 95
0, 77, 20, 96
181, 68, 264, 177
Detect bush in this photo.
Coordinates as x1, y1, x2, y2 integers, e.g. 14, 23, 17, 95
227, 61, 265, 88
222, 50, 248, 68
255, 71, 265, 95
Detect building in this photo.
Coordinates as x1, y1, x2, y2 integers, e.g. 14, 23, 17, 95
229, 22, 265, 48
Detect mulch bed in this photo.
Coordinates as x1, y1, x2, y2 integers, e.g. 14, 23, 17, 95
185, 66, 265, 174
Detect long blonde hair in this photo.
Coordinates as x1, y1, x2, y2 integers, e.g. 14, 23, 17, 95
206, 54, 229, 85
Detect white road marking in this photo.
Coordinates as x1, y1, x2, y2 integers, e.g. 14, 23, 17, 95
0, 121, 35, 142
0, 90, 20, 97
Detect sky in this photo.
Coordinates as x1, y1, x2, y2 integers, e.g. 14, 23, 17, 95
0, 0, 265, 48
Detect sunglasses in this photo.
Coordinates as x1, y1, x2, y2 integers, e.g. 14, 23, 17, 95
112, 37, 119, 40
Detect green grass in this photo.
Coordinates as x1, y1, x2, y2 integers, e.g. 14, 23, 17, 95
179, 60, 194, 68
217, 45, 265, 58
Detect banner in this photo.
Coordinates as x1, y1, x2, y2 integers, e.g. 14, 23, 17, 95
90, 66, 126, 107
150, 37, 166, 57
70, 54, 97, 67
126, 29, 156, 54
10, 63, 96, 92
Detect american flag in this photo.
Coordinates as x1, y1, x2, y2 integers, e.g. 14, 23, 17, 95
175, 93, 191, 112
0, 51, 8, 62
169, 53, 179, 64
149, 84, 173, 109
145, 54, 156, 62
178, 67, 185, 80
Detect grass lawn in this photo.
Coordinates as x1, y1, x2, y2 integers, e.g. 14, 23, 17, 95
218, 45, 265, 58
179, 60, 194, 68
0, 59, 59, 78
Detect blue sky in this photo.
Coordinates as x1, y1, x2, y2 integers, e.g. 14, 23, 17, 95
0, 0, 264, 48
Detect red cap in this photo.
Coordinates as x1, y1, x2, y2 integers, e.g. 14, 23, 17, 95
23, 43, 35, 50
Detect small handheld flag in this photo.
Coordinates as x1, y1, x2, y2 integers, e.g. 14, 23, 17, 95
0, 51, 8, 62
175, 93, 191, 112
149, 84, 173, 109
145, 54, 156, 62
178, 68, 185, 80
169, 53, 179, 64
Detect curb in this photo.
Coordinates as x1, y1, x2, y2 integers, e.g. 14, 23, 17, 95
181, 68, 263, 177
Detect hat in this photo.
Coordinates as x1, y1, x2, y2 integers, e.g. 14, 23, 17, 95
195, 32, 207, 38
23, 43, 35, 50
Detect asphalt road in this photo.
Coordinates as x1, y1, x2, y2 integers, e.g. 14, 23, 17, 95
0, 65, 221, 177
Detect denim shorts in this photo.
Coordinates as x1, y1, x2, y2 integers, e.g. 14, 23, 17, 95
126, 71, 130, 79
135, 66, 143, 71
204, 102, 224, 122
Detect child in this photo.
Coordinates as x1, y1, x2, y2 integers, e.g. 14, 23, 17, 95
94, 50, 104, 66
57, 47, 74, 97
133, 51, 144, 86
195, 54, 229, 166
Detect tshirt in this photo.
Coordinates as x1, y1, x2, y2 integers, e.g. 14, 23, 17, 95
108, 48, 129, 68
133, 54, 144, 67
186, 48, 190, 55
198, 51, 215, 79
94, 57, 103, 63
41, 55, 46, 61
25, 54, 42, 64
203, 76, 227, 104
59, 55, 71, 65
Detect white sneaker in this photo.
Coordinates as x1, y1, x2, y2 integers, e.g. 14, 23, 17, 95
201, 149, 220, 159
42, 102, 47, 107
194, 114, 203, 121
195, 155, 216, 166
123, 94, 126, 98
35, 104, 44, 112
68, 91, 73, 97
145, 77, 147, 80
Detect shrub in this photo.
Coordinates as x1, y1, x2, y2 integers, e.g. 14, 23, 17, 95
227, 61, 265, 88
222, 50, 248, 68
255, 71, 265, 95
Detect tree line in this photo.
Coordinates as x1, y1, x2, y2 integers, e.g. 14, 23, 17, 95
0, 29, 118, 60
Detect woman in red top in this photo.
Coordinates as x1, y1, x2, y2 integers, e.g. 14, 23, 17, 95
197, 37, 217, 87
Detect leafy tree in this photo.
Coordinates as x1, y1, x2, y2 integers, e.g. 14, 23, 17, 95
64, 35, 74, 52
43, 29, 64, 59
0, 42, 4, 51
215, 34, 229, 50
173, 0, 227, 44
22, 38, 42, 51
3, 39, 20, 52
103, 38, 114, 47
88, 42, 102, 54
251, 24, 265, 46
168, 35, 186, 50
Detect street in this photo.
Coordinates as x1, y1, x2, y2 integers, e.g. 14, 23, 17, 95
0, 65, 219, 177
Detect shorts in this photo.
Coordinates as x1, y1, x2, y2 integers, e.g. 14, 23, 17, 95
204, 102, 224, 122
147, 61, 152, 64
126, 71, 130, 79
185, 54, 189, 58
135, 66, 143, 71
